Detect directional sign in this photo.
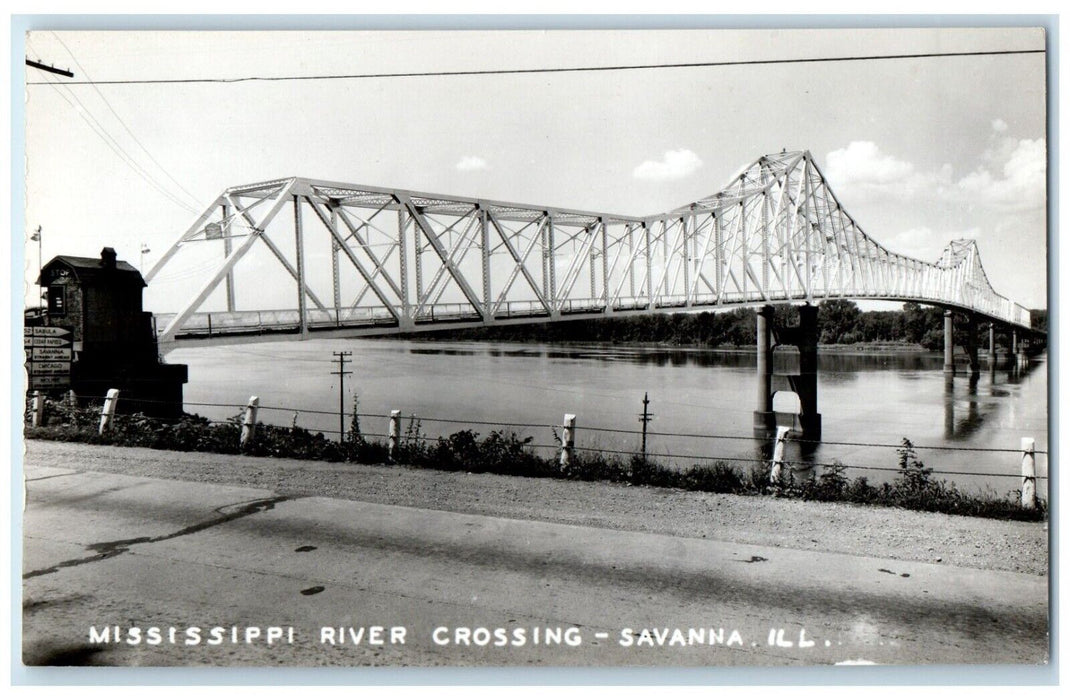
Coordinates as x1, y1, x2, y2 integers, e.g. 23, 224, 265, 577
32, 326, 72, 338
22, 329, 74, 389
31, 347, 72, 361
28, 375, 71, 389
24, 326, 74, 388
31, 336, 71, 348
29, 361, 71, 375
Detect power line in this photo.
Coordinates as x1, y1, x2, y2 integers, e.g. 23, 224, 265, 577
49, 32, 203, 209
30, 66, 199, 214
26, 48, 1045, 86
36, 78, 198, 213
27, 39, 200, 214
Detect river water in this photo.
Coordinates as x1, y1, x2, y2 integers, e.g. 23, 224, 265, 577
167, 339, 1049, 499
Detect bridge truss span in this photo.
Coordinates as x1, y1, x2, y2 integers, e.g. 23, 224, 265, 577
147, 150, 1031, 344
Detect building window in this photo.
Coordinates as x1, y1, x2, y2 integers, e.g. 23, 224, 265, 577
47, 286, 65, 314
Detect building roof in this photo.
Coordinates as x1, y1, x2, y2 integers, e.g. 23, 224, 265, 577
38, 251, 147, 288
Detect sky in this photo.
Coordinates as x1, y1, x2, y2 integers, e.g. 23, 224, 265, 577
20, 25, 1049, 313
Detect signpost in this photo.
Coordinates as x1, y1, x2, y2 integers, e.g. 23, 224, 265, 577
25, 326, 73, 391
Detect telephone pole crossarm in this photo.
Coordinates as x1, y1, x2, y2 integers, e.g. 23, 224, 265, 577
26, 59, 74, 78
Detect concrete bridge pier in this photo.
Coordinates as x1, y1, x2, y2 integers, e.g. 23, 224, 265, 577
753, 305, 775, 437
753, 304, 821, 441
795, 304, 822, 439
943, 310, 955, 375
943, 390, 955, 438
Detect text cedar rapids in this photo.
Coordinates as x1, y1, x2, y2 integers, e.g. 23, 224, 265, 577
88, 625, 752, 648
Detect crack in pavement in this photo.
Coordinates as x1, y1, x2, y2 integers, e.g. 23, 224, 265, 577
24, 496, 295, 580
24, 471, 82, 483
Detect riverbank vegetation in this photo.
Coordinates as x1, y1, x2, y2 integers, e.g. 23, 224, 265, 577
24, 399, 1045, 522
413, 300, 1046, 351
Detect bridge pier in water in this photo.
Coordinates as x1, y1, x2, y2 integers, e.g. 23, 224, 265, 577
943, 310, 955, 374
1017, 336, 1030, 367
753, 304, 821, 441
943, 310, 981, 376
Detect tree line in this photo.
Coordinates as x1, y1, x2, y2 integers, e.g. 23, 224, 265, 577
417, 300, 1046, 350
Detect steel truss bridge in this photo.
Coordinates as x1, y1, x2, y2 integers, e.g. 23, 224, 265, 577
148, 150, 1032, 347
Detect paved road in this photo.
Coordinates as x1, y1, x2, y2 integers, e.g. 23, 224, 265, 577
21, 463, 1048, 667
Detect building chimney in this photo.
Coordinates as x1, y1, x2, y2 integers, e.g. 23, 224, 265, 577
100, 247, 117, 269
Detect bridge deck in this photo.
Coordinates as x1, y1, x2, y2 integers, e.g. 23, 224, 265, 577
156, 292, 1036, 350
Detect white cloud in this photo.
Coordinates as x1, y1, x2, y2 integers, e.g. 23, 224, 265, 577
825, 141, 916, 186
823, 142, 950, 204
992, 118, 1009, 133
455, 156, 489, 172
632, 149, 703, 181
956, 138, 1046, 212
823, 138, 1045, 214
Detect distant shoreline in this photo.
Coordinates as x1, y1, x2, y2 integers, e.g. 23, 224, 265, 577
398, 336, 944, 357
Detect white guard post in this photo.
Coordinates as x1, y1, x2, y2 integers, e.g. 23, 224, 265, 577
769, 426, 790, 485
240, 396, 259, 447
560, 413, 576, 468
98, 389, 120, 435
1020, 437, 1037, 509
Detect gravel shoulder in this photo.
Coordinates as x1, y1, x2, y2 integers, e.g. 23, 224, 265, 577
23, 439, 1049, 577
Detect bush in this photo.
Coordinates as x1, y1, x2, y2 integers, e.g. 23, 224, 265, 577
562, 451, 629, 483
840, 476, 872, 503
625, 455, 678, 488
681, 462, 745, 493
802, 461, 849, 501
893, 438, 934, 494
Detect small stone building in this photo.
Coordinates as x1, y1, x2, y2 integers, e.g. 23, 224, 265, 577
32, 247, 187, 419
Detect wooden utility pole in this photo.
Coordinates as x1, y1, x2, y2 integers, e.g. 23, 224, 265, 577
639, 392, 653, 461
331, 351, 352, 442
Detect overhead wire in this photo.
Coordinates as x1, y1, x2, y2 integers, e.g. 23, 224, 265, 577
48, 32, 204, 210
28, 55, 200, 214
33, 75, 198, 214
26, 38, 200, 215
26, 48, 1045, 86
